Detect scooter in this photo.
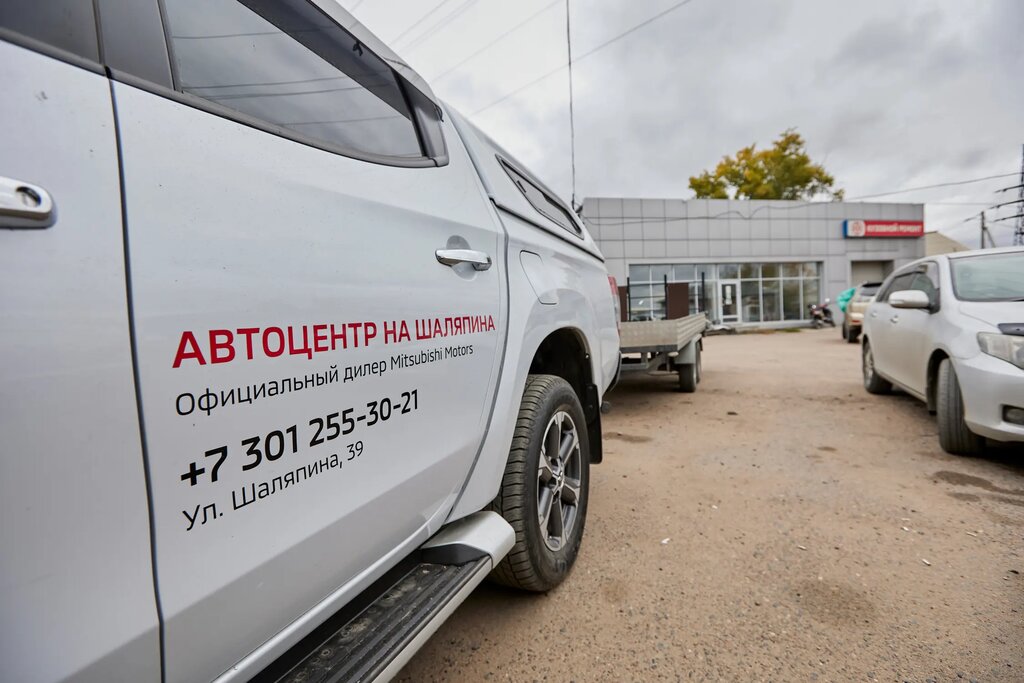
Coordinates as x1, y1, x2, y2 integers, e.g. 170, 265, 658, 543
809, 298, 835, 329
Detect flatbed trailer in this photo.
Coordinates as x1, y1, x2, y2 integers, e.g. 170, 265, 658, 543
618, 313, 708, 392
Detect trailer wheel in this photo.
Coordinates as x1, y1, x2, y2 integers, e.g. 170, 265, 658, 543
695, 343, 703, 384
678, 362, 697, 393
487, 375, 589, 592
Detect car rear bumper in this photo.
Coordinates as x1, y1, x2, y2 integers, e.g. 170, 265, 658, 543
956, 354, 1024, 443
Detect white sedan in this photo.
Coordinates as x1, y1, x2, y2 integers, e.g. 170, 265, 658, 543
861, 247, 1024, 455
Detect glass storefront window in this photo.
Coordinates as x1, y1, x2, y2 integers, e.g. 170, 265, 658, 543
694, 264, 714, 280
783, 280, 802, 320
782, 263, 801, 278
762, 279, 781, 321
651, 264, 672, 282
673, 264, 695, 281
625, 261, 820, 324
741, 280, 761, 322
718, 264, 740, 279
629, 264, 651, 282
802, 278, 820, 309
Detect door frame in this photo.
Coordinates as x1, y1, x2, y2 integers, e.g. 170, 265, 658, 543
718, 279, 741, 324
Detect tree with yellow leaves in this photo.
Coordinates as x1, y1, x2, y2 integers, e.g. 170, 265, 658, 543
689, 129, 843, 201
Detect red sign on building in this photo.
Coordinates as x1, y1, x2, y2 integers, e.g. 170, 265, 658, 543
844, 219, 925, 238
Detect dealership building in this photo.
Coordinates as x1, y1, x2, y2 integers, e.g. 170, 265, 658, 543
581, 198, 926, 327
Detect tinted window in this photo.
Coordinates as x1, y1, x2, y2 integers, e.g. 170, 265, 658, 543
877, 272, 914, 302
950, 252, 1024, 302
908, 263, 939, 305
858, 283, 881, 297
500, 160, 582, 237
0, 0, 99, 62
163, 0, 423, 158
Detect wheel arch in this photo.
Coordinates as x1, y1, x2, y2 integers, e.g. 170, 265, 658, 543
528, 327, 603, 463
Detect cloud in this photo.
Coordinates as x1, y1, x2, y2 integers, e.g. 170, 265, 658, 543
351, 0, 1022, 244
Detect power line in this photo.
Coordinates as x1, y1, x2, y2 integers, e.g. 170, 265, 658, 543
471, 0, 698, 116
431, 0, 561, 82
387, 0, 456, 45
845, 172, 1018, 200
395, 0, 479, 53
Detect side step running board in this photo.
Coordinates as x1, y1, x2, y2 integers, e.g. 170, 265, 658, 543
263, 512, 514, 683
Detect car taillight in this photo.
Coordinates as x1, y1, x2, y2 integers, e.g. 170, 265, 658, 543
608, 276, 621, 336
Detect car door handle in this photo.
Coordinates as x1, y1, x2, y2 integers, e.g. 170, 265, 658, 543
0, 176, 55, 229
890, 315, 899, 324
435, 249, 492, 271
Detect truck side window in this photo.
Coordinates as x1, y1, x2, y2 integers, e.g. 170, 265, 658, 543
499, 159, 582, 237
162, 0, 424, 160
0, 0, 99, 63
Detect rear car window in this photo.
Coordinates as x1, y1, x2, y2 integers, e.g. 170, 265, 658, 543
858, 283, 881, 297
162, 0, 424, 159
499, 159, 582, 237
0, 0, 99, 62
950, 252, 1024, 302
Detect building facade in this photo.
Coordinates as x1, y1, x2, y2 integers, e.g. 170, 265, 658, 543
582, 198, 926, 327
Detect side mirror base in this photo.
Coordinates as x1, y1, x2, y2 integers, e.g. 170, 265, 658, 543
889, 289, 932, 310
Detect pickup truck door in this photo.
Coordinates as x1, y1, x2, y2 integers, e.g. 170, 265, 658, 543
115, 1, 505, 680
0, 32, 159, 683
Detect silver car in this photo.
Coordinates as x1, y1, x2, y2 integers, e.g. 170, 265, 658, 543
861, 247, 1024, 455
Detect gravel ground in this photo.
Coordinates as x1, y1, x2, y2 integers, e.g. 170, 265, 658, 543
398, 328, 1024, 682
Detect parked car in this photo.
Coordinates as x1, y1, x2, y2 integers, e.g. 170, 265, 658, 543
0, 3, 620, 682
861, 247, 1024, 455
842, 281, 883, 343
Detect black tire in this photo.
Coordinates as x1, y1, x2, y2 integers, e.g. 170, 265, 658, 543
846, 325, 860, 344
488, 375, 590, 592
695, 343, 703, 384
862, 341, 892, 395
936, 359, 985, 456
678, 362, 697, 392
841, 320, 849, 340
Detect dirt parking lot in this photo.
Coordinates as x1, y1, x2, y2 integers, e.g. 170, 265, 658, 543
398, 329, 1023, 682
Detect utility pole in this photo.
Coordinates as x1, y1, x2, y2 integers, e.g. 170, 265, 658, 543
980, 211, 991, 249
991, 145, 1024, 246
1015, 145, 1024, 246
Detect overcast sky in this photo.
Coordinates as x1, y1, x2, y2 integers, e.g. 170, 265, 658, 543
348, 0, 1023, 246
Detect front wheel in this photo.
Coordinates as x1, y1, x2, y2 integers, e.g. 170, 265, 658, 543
936, 359, 985, 456
862, 341, 892, 394
488, 375, 590, 592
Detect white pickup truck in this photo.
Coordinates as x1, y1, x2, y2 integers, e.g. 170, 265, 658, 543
0, 2, 620, 682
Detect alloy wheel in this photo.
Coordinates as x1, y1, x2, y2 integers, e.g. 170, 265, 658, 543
537, 411, 582, 552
